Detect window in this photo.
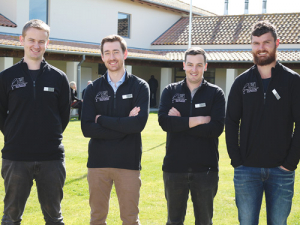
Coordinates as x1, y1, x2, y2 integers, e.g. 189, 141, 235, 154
204, 68, 215, 84
29, 0, 48, 23
118, 12, 130, 38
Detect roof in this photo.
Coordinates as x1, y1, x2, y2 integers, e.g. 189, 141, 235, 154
152, 13, 300, 45
132, 0, 216, 16
0, 14, 17, 28
165, 50, 300, 62
0, 34, 298, 62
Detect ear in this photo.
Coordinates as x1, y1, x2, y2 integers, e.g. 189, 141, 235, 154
123, 49, 128, 60
183, 62, 186, 71
19, 36, 24, 46
275, 38, 280, 48
204, 63, 208, 71
45, 39, 50, 49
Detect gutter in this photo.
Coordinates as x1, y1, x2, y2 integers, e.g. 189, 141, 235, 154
141, 0, 204, 16
77, 55, 85, 97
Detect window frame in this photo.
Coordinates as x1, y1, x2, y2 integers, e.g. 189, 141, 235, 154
118, 12, 131, 38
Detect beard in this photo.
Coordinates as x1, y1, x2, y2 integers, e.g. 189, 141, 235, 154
252, 47, 277, 66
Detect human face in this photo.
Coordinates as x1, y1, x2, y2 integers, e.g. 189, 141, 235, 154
101, 41, 128, 74
19, 27, 49, 62
183, 54, 207, 88
251, 32, 279, 66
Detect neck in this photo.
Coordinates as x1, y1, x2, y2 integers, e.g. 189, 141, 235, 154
24, 57, 42, 70
108, 68, 125, 83
257, 61, 276, 79
186, 79, 202, 92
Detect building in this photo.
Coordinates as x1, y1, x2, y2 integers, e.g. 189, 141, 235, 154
0, 0, 299, 104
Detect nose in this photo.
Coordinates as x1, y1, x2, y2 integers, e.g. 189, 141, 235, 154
109, 53, 115, 60
34, 41, 40, 48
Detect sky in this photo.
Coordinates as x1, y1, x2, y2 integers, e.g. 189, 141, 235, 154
181, 0, 300, 15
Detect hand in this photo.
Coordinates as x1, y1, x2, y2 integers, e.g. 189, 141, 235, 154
95, 115, 101, 123
168, 107, 181, 117
280, 166, 290, 171
129, 107, 140, 117
189, 116, 211, 128
200, 116, 211, 124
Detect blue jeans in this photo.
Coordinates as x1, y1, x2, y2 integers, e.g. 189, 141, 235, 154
1, 159, 66, 225
234, 166, 295, 225
163, 171, 218, 225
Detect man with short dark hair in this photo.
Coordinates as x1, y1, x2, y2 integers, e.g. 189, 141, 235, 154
158, 47, 225, 225
81, 34, 149, 225
0, 19, 70, 224
226, 20, 300, 224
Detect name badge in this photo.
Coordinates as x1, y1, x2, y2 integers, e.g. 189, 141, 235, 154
195, 103, 206, 108
272, 89, 281, 100
122, 94, 133, 99
44, 87, 54, 92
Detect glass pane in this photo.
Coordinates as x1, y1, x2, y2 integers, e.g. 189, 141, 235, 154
29, 0, 48, 23
118, 13, 129, 37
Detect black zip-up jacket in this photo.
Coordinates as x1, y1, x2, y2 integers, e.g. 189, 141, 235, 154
225, 62, 300, 171
81, 72, 150, 170
0, 59, 71, 161
158, 79, 225, 173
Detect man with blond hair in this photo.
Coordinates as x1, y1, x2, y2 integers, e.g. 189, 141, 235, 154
81, 34, 149, 225
0, 19, 70, 224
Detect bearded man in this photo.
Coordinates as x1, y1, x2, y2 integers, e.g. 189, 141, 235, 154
225, 20, 300, 225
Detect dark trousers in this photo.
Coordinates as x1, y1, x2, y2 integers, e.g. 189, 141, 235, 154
163, 171, 218, 225
1, 159, 66, 225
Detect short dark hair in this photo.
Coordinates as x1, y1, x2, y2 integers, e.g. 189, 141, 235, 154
184, 47, 207, 64
251, 20, 278, 42
22, 19, 50, 38
100, 34, 127, 54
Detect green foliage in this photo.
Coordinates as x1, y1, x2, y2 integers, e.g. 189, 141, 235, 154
0, 113, 299, 224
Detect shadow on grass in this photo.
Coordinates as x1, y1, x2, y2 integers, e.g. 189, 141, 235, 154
143, 142, 165, 152
65, 174, 87, 185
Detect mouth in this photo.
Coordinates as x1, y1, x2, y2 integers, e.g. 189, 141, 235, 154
109, 61, 117, 65
31, 49, 40, 53
257, 51, 268, 56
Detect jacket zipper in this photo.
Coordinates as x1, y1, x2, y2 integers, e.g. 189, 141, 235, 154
114, 92, 116, 110
33, 80, 36, 99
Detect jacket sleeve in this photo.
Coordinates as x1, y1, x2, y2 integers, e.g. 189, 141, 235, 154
282, 75, 300, 171
0, 72, 8, 134
225, 79, 243, 167
158, 87, 190, 133
98, 82, 150, 134
58, 74, 71, 132
81, 84, 128, 139
186, 88, 225, 138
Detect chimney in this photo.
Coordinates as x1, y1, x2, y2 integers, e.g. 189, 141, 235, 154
244, 0, 249, 14
224, 0, 228, 15
262, 0, 267, 13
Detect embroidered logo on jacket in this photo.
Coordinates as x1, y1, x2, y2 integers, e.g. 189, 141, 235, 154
172, 93, 187, 103
11, 77, 27, 90
95, 91, 110, 102
243, 82, 259, 94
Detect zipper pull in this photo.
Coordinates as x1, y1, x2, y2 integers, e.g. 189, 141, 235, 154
264, 92, 266, 104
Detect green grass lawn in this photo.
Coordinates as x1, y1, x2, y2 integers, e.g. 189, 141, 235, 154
0, 112, 299, 224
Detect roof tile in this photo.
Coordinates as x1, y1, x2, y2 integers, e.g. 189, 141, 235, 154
0, 14, 17, 27
153, 13, 300, 45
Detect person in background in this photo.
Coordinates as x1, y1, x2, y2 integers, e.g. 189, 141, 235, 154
70, 81, 82, 120
148, 75, 158, 107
